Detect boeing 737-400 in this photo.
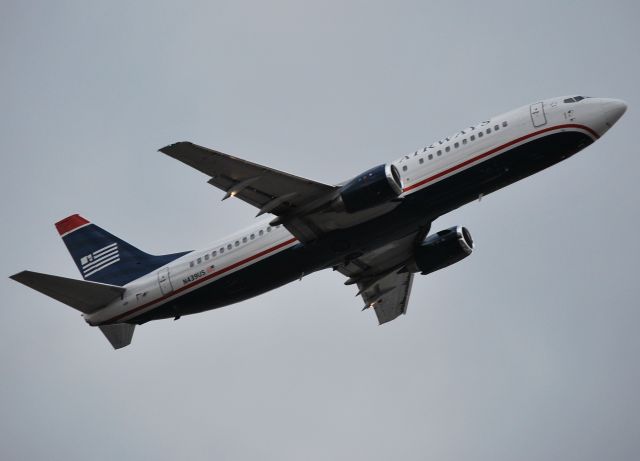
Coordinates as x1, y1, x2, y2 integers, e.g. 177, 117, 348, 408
11, 96, 627, 348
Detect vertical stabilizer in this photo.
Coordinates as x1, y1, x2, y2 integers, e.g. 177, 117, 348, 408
55, 214, 189, 286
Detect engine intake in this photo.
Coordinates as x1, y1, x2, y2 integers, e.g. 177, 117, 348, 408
411, 226, 474, 275
338, 164, 403, 213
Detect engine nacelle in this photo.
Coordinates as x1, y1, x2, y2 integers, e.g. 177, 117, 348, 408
338, 164, 403, 213
410, 226, 474, 275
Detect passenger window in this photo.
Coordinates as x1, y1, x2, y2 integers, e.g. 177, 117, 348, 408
454, 142, 459, 148
235, 241, 240, 247
478, 131, 483, 138
494, 125, 499, 131
250, 234, 255, 240
470, 135, 475, 141
219, 247, 224, 254
190, 261, 194, 268
197, 257, 202, 264
502, 121, 508, 127
429, 154, 434, 160
462, 139, 467, 145
419, 158, 424, 164
259, 230, 264, 236
227, 244, 232, 250
445, 146, 450, 152
212, 251, 217, 257
402, 165, 408, 171
267, 227, 272, 233
242, 237, 247, 243
204, 254, 209, 261
486, 128, 491, 134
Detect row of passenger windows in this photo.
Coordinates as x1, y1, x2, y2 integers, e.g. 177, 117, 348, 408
402, 121, 508, 171
189, 225, 279, 267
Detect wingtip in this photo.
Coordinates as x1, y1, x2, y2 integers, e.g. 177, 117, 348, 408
9, 271, 26, 282
158, 144, 173, 154
159, 141, 192, 154
9, 270, 38, 286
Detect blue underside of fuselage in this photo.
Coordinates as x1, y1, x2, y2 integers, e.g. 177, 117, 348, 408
131, 131, 593, 324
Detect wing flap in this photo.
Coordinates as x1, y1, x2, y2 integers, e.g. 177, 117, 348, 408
359, 271, 414, 324
337, 226, 429, 324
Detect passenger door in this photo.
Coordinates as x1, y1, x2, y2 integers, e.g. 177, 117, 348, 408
530, 102, 547, 127
157, 267, 174, 295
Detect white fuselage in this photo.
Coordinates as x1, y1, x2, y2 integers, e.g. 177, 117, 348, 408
85, 96, 626, 326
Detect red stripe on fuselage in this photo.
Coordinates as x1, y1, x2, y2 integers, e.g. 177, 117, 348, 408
403, 124, 599, 194
101, 237, 299, 324
99, 123, 597, 324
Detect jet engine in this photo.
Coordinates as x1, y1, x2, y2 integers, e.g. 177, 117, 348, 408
409, 226, 474, 275
338, 164, 403, 213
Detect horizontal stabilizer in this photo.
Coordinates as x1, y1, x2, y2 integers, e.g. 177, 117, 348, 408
99, 323, 135, 349
10, 270, 125, 314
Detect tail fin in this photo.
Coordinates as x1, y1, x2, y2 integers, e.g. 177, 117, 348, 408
55, 214, 189, 286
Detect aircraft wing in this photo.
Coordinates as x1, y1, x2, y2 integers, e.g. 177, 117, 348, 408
358, 271, 414, 324
160, 142, 409, 242
160, 142, 337, 218
337, 227, 428, 324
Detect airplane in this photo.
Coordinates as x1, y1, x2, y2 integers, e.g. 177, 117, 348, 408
11, 95, 627, 349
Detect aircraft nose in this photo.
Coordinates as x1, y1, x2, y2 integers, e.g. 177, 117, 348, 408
601, 98, 627, 127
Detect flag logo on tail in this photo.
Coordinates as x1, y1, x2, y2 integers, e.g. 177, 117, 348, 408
80, 243, 120, 278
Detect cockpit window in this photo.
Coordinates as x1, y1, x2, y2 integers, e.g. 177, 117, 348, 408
564, 95, 588, 103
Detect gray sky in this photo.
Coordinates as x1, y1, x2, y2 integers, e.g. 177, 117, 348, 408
2, 1, 639, 460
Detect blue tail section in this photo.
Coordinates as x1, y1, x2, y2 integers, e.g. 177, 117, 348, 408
55, 214, 190, 286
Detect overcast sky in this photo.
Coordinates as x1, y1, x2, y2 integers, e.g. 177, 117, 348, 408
2, 1, 639, 460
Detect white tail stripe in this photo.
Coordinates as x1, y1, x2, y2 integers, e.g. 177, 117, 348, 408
92, 243, 117, 257
59, 222, 91, 238
79, 243, 120, 277
84, 255, 119, 275
82, 249, 118, 271
84, 257, 120, 277
83, 253, 119, 274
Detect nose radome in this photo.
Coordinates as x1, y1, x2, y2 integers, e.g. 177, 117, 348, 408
602, 98, 628, 127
